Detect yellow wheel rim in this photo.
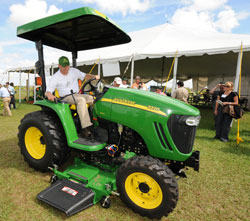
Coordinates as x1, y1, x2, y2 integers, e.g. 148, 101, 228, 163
24, 127, 46, 159
125, 172, 163, 209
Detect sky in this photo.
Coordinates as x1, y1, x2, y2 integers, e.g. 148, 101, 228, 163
0, 0, 250, 76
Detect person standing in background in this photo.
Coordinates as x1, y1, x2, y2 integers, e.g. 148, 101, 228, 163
131, 76, 147, 90
120, 77, 129, 88
209, 82, 225, 128
214, 81, 238, 142
6, 82, 16, 109
0, 84, 12, 116
172, 81, 188, 103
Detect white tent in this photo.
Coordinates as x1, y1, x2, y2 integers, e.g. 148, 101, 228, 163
75, 23, 250, 108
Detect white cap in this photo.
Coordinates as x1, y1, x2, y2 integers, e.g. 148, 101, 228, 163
114, 77, 122, 85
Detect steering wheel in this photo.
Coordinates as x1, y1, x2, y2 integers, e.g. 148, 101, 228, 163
80, 78, 101, 95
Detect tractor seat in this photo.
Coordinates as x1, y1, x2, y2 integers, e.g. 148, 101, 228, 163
54, 89, 89, 110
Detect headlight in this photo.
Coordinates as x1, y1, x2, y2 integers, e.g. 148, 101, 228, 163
185, 116, 201, 126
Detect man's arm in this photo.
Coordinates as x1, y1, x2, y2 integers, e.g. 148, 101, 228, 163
45, 91, 56, 101
84, 74, 100, 80
209, 84, 220, 94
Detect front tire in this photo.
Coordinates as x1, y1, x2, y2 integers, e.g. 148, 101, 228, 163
18, 110, 69, 171
116, 155, 178, 219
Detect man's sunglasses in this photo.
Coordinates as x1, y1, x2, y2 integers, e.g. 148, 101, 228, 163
225, 85, 230, 88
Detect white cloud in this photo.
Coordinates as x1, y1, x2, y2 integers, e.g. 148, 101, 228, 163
77, 0, 151, 16
214, 6, 239, 32
190, 0, 227, 11
237, 11, 250, 20
9, 0, 63, 26
170, 0, 245, 33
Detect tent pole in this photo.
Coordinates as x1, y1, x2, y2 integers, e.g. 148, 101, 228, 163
234, 50, 244, 92
161, 57, 165, 86
130, 55, 135, 87
98, 58, 100, 77
19, 70, 21, 103
171, 57, 178, 96
8, 71, 10, 82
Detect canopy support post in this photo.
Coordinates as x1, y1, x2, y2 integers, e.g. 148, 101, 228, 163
130, 55, 135, 87
35, 40, 46, 97
72, 51, 78, 68
171, 57, 178, 96
34, 69, 37, 103
234, 49, 244, 92
8, 71, 10, 82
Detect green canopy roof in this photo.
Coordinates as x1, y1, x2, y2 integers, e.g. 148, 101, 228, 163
17, 7, 131, 52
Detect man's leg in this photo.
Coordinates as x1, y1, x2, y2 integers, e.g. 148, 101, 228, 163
3, 98, 12, 116
63, 94, 93, 129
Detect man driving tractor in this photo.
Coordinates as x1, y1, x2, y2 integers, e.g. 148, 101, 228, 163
45, 56, 99, 139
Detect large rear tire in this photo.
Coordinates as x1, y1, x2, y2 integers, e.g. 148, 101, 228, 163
18, 110, 69, 171
116, 155, 178, 219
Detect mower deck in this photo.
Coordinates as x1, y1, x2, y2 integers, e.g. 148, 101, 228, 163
37, 179, 95, 216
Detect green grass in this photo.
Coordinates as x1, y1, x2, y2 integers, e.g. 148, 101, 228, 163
0, 104, 249, 221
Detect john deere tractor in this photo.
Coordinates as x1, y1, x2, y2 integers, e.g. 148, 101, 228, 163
17, 7, 200, 219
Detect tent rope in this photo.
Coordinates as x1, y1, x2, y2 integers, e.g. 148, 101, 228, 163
163, 50, 178, 93
236, 43, 243, 145
78, 58, 100, 93
121, 55, 133, 78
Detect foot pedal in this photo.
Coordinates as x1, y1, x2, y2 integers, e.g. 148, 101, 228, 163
37, 179, 95, 216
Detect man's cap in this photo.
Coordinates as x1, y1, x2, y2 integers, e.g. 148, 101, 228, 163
220, 81, 225, 85
114, 77, 122, 85
59, 56, 70, 67
122, 77, 128, 81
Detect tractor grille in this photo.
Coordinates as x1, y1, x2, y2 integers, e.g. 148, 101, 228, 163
167, 115, 197, 154
154, 122, 173, 151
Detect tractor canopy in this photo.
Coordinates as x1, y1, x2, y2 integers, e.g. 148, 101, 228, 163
17, 7, 131, 51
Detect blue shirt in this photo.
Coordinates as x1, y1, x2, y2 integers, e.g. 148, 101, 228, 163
0, 87, 10, 98
8, 85, 15, 95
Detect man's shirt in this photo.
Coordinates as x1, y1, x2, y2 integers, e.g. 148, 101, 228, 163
46, 67, 86, 97
0, 87, 10, 98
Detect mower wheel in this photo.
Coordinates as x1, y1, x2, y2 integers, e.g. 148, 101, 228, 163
116, 155, 178, 219
18, 110, 69, 171
50, 175, 58, 184
100, 196, 111, 209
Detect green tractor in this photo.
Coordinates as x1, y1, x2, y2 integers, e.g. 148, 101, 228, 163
17, 7, 200, 219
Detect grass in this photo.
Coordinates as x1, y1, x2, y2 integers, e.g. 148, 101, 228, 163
0, 104, 249, 221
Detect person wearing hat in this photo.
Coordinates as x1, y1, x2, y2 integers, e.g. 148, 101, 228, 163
172, 81, 188, 103
209, 81, 225, 127
0, 84, 12, 116
131, 76, 147, 90
113, 77, 122, 87
45, 56, 99, 139
120, 77, 129, 88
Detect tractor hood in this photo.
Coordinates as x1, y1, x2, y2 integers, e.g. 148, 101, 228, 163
96, 87, 200, 119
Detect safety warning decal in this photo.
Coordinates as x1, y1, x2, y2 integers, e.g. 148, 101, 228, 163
61, 186, 78, 196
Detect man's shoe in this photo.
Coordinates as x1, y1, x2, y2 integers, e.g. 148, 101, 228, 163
80, 127, 91, 139
220, 138, 228, 142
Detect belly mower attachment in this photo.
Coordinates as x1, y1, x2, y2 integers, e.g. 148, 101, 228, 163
37, 152, 135, 216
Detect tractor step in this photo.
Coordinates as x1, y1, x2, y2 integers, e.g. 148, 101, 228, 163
37, 178, 95, 216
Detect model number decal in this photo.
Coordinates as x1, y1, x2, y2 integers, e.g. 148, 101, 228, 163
61, 186, 78, 196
